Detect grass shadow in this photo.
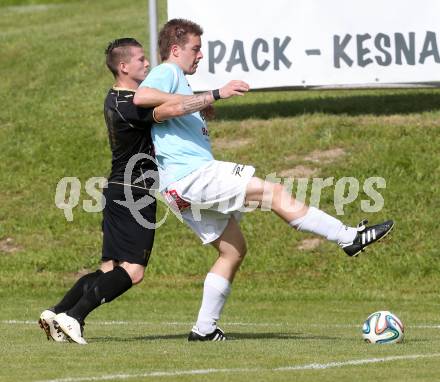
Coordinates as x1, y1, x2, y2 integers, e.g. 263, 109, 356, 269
215, 90, 440, 120
89, 332, 340, 342
89, 333, 188, 342
227, 332, 340, 341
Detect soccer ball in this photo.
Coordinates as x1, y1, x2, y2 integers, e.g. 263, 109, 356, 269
362, 310, 404, 344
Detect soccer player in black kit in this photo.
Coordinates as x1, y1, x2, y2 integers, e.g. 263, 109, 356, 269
38, 38, 192, 344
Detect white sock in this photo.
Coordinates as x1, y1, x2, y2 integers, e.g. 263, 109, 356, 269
195, 272, 231, 335
289, 206, 357, 246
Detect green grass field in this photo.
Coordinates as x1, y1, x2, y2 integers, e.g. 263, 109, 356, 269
1, 1, 440, 381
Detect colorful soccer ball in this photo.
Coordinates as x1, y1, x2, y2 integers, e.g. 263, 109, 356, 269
362, 311, 404, 344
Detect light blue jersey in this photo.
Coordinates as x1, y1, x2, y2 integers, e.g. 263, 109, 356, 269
140, 63, 213, 190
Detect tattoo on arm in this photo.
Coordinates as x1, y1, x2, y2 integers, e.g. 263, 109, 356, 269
182, 92, 212, 114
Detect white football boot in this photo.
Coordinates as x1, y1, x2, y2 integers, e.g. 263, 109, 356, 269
38, 310, 67, 342
53, 313, 87, 345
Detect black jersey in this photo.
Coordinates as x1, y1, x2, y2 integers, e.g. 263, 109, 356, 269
103, 87, 158, 189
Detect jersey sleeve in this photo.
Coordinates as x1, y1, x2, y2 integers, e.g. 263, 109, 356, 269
118, 98, 155, 127
140, 64, 178, 94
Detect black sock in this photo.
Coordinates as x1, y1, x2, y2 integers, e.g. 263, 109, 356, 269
67, 266, 133, 323
51, 270, 103, 314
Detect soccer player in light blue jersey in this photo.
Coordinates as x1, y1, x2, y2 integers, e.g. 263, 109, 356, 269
134, 19, 394, 341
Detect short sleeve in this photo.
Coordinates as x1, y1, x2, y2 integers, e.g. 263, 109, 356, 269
140, 64, 178, 93
119, 101, 154, 126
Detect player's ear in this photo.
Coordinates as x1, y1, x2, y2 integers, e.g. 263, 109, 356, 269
170, 44, 180, 58
119, 61, 129, 75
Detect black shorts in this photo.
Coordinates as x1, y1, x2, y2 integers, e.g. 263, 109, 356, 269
102, 183, 156, 266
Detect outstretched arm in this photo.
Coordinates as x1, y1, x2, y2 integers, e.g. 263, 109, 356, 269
133, 87, 182, 107
134, 80, 250, 121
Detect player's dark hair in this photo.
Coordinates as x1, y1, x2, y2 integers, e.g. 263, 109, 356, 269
158, 19, 203, 61
105, 38, 142, 77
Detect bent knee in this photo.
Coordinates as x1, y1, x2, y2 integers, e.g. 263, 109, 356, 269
129, 272, 144, 285
271, 183, 295, 207
221, 245, 247, 265
120, 263, 145, 285
272, 183, 286, 198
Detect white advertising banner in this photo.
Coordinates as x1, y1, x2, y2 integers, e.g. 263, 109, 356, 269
167, 0, 440, 91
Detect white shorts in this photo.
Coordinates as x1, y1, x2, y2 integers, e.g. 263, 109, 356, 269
163, 160, 255, 244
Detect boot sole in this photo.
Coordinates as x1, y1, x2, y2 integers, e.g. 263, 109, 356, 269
38, 318, 51, 341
